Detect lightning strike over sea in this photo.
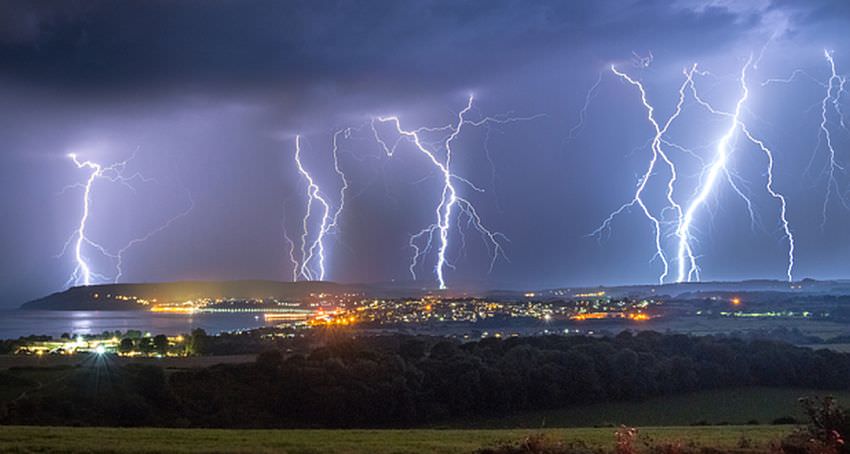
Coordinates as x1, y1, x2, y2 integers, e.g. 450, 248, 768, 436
65, 154, 106, 286
60, 153, 192, 286
292, 135, 332, 281
287, 131, 353, 282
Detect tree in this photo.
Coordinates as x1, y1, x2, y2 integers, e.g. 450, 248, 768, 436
131, 365, 172, 406
138, 337, 154, 354
119, 338, 134, 354
399, 339, 428, 360
188, 329, 209, 355
256, 350, 283, 373
153, 335, 169, 355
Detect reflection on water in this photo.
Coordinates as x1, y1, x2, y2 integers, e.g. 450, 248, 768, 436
0, 310, 272, 339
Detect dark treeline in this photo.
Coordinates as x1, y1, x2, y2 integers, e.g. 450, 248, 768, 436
3, 332, 850, 428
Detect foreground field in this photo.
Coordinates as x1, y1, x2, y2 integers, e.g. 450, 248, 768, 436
0, 425, 792, 453
457, 387, 850, 428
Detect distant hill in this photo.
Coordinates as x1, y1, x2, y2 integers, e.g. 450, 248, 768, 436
20, 280, 368, 310
542, 278, 850, 299
20, 278, 850, 310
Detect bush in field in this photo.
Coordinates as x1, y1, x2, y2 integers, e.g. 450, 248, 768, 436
615, 426, 638, 454
781, 396, 848, 454
478, 427, 766, 454
476, 433, 602, 454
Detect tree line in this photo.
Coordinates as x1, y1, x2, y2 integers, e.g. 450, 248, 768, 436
3, 331, 850, 428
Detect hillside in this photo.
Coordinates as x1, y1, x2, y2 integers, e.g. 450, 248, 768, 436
546, 278, 850, 299
20, 280, 363, 310
20, 278, 850, 311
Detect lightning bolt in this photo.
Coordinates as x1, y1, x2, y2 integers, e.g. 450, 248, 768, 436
61, 152, 191, 286
674, 60, 755, 283
372, 95, 525, 289
567, 72, 603, 140
678, 55, 795, 282
761, 50, 848, 231
820, 50, 849, 226
836, 72, 848, 131
287, 129, 355, 282
292, 135, 332, 281
740, 126, 795, 282
595, 53, 796, 283
281, 201, 300, 282
592, 64, 696, 284
113, 193, 194, 283
326, 128, 351, 236
65, 154, 106, 286
761, 68, 826, 88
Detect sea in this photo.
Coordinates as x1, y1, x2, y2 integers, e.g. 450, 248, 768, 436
0, 310, 274, 339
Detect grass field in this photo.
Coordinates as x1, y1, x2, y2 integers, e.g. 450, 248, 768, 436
454, 387, 850, 428
0, 425, 793, 453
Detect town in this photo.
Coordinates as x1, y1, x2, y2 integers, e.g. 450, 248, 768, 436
12, 288, 850, 359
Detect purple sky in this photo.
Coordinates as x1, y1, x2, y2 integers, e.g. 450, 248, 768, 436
2, 1, 850, 305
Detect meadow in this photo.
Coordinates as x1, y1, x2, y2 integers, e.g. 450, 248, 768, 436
455, 387, 850, 428
0, 425, 793, 453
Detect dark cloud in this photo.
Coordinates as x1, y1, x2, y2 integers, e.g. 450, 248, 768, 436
0, 0, 761, 98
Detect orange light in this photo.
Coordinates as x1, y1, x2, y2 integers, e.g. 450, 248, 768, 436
570, 312, 609, 320
629, 313, 650, 321
150, 305, 195, 314
731, 297, 741, 306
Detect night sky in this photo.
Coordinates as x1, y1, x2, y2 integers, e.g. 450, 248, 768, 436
2, 0, 850, 306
